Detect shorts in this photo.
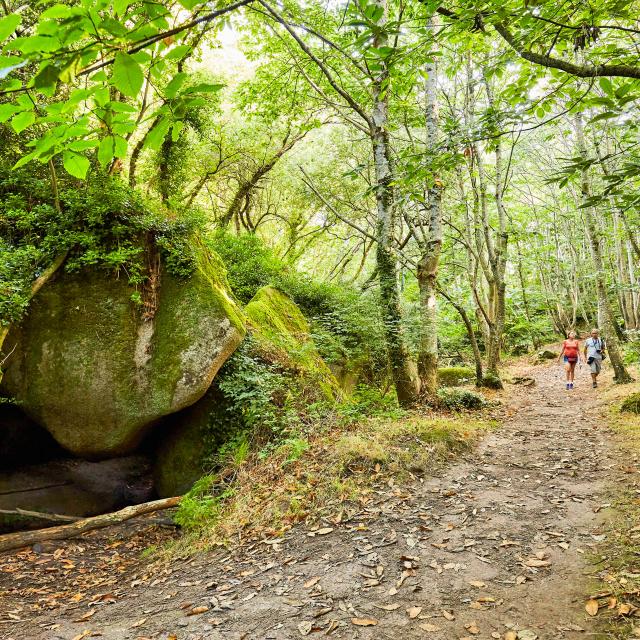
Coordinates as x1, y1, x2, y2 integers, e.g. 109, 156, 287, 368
589, 358, 602, 374
564, 356, 577, 364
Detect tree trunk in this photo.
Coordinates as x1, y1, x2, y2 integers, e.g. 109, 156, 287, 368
416, 16, 443, 398
575, 114, 633, 383
438, 287, 483, 385
371, 0, 419, 406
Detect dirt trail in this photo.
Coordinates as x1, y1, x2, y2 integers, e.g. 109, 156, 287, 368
1, 361, 624, 640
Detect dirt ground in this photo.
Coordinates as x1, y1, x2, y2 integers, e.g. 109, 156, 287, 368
1, 359, 637, 640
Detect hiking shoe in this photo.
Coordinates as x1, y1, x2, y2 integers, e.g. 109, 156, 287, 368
566, 383, 570, 390
569, 383, 574, 389
592, 382, 597, 388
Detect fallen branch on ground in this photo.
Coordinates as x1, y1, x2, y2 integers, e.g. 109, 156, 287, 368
0, 496, 181, 553
0, 508, 80, 523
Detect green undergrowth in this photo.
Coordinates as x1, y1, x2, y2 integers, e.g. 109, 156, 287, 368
164, 393, 497, 556
437, 387, 487, 410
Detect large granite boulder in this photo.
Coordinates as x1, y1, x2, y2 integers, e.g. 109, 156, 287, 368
153, 286, 340, 497
1, 248, 245, 457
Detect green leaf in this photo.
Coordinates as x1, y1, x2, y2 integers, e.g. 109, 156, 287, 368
8, 35, 61, 54
164, 45, 191, 60
171, 120, 184, 141
32, 62, 61, 89
113, 135, 128, 158
12, 150, 39, 169
113, 0, 131, 16
182, 82, 224, 95
164, 72, 187, 99
63, 151, 90, 179
68, 139, 99, 152
144, 116, 171, 151
0, 103, 19, 123
41, 4, 73, 19
97, 136, 115, 166
178, 0, 201, 8
112, 52, 144, 98
599, 78, 613, 96
11, 110, 35, 133
0, 15, 20, 42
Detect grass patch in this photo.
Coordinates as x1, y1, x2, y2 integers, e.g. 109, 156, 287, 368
166, 409, 496, 556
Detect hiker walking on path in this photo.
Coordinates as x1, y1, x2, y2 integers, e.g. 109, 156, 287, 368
584, 328, 606, 388
558, 330, 581, 389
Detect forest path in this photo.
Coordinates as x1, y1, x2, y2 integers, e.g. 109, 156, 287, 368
1, 360, 623, 640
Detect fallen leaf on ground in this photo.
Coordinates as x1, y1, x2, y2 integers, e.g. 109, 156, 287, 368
317, 528, 334, 535
73, 610, 96, 623
407, 606, 422, 618
504, 632, 517, 640
71, 632, 92, 640
298, 621, 313, 635
187, 606, 209, 616
131, 618, 147, 628
419, 623, 441, 631
351, 617, 378, 626
372, 603, 400, 611
304, 576, 321, 589
442, 610, 455, 621
619, 603, 635, 616
468, 580, 486, 588
465, 622, 480, 634
524, 558, 551, 568
585, 599, 599, 616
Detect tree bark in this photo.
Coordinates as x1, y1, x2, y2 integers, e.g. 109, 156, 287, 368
0, 497, 181, 553
371, 0, 419, 407
416, 16, 443, 399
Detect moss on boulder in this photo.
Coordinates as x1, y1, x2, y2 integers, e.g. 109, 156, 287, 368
1, 245, 245, 458
437, 366, 475, 387
245, 286, 340, 399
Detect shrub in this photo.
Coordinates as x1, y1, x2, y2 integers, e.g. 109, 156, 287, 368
479, 372, 503, 390
437, 387, 486, 410
437, 366, 475, 387
621, 393, 640, 414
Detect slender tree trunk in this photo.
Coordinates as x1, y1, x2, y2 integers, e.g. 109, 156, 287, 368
575, 114, 632, 383
371, 0, 419, 406
416, 16, 442, 398
439, 288, 483, 385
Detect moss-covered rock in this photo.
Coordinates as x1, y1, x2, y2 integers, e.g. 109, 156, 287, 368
437, 366, 475, 387
479, 372, 504, 390
621, 393, 640, 414
1, 246, 245, 458
152, 287, 340, 496
245, 286, 340, 399
152, 386, 230, 497
535, 349, 556, 362
437, 387, 486, 410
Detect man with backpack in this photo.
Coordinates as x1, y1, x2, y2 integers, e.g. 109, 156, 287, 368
584, 328, 606, 388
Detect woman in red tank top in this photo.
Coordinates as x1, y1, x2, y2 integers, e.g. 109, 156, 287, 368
558, 330, 581, 390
